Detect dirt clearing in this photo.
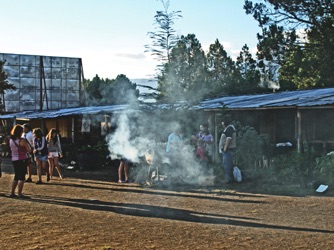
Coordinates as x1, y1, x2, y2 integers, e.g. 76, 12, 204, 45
1, 158, 333, 249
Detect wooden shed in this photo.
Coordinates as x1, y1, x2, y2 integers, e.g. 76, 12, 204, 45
1, 88, 334, 162
192, 88, 334, 157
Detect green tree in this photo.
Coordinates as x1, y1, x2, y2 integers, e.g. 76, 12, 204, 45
279, 45, 319, 90
85, 74, 139, 105
236, 44, 263, 94
85, 74, 103, 104
0, 60, 16, 112
256, 24, 297, 80
108, 74, 139, 105
145, 0, 182, 72
244, 0, 334, 90
206, 39, 238, 97
158, 34, 207, 103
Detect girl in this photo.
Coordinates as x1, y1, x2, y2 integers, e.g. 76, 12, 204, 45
46, 128, 63, 179
33, 128, 50, 184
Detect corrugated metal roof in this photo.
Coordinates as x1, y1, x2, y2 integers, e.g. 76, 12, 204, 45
0, 102, 186, 120
192, 88, 334, 110
1, 88, 334, 120
0, 104, 130, 120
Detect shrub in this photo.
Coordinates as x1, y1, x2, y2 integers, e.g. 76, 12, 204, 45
315, 153, 334, 185
235, 125, 269, 170
271, 142, 317, 185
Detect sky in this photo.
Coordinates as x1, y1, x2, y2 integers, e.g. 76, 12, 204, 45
0, 0, 261, 80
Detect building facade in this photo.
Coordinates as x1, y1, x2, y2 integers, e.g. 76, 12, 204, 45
0, 53, 84, 112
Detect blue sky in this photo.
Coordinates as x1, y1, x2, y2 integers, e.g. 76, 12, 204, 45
1, 0, 261, 80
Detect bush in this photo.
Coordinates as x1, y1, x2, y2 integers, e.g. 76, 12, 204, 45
271, 142, 317, 185
235, 125, 269, 170
315, 153, 334, 185
271, 150, 305, 182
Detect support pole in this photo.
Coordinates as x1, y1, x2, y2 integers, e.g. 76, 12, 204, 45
39, 57, 43, 111
297, 109, 302, 153
72, 117, 75, 144
39, 56, 48, 111
214, 113, 219, 163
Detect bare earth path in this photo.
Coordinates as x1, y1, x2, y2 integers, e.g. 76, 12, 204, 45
1, 158, 334, 250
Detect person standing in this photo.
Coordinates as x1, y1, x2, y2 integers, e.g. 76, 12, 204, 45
165, 127, 183, 171
22, 123, 34, 182
195, 140, 209, 166
46, 128, 63, 180
9, 124, 31, 198
166, 128, 183, 155
219, 114, 237, 183
196, 123, 214, 163
33, 128, 50, 184
118, 158, 131, 183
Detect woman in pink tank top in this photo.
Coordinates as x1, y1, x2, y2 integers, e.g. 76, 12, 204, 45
9, 125, 31, 198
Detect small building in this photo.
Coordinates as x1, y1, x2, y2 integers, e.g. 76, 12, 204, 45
0, 104, 130, 143
1, 88, 334, 163
193, 87, 334, 156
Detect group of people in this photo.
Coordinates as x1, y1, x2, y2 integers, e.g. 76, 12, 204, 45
5, 115, 237, 194
165, 114, 237, 183
166, 123, 214, 167
8, 123, 63, 198
106, 115, 239, 185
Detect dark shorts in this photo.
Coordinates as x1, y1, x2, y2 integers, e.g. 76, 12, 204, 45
12, 159, 28, 181
120, 157, 131, 164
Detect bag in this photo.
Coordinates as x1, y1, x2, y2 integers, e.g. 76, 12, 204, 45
233, 166, 242, 182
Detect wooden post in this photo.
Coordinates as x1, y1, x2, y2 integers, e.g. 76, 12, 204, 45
297, 109, 302, 153
72, 117, 75, 144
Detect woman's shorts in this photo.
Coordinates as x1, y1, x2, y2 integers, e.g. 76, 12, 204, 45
48, 152, 59, 158
12, 159, 28, 181
36, 154, 48, 162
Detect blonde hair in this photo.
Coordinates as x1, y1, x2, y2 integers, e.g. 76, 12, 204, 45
46, 128, 59, 142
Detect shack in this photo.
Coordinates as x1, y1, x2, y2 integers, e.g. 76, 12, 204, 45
193, 87, 334, 158
1, 88, 334, 164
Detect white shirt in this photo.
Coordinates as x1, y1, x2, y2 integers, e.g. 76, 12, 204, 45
22, 131, 34, 148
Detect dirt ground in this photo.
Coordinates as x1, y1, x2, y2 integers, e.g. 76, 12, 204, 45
0, 158, 334, 250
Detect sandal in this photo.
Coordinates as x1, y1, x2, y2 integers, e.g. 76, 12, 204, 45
17, 195, 30, 199
25, 178, 33, 183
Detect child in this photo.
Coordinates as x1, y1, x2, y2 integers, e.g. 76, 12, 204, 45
195, 140, 208, 164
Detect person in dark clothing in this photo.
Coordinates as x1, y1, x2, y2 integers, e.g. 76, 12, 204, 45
33, 128, 50, 184
219, 114, 237, 183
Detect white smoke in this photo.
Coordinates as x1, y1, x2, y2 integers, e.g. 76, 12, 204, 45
106, 111, 150, 163
106, 109, 214, 186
